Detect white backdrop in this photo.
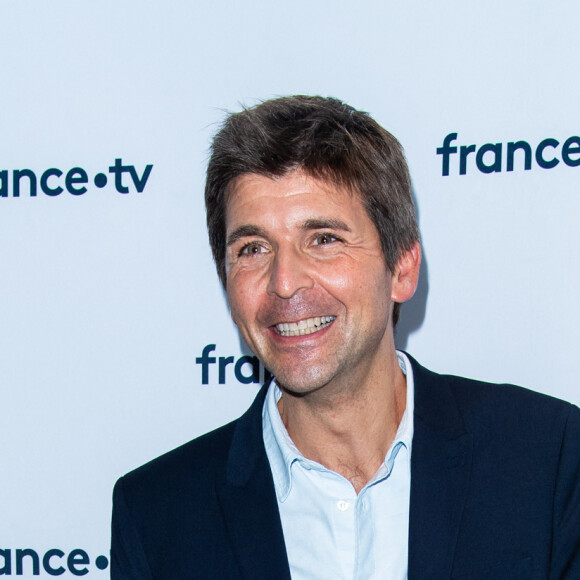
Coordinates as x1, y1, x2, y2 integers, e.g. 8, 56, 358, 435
1, 1, 578, 576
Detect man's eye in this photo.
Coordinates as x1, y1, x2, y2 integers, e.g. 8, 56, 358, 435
239, 242, 265, 256
313, 233, 338, 245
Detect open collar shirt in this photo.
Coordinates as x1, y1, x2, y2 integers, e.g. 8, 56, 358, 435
262, 351, 414, 580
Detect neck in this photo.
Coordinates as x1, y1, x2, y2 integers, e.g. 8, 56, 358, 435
277, 349, 406, 493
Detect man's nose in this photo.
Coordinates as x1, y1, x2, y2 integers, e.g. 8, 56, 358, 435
266, 247, 314, 299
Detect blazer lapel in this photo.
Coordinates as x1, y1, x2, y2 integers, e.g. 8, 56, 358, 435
216, 383, 291, 580
407, 356, 473, 580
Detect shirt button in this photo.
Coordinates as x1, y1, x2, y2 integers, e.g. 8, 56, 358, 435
337, 500, 350, 511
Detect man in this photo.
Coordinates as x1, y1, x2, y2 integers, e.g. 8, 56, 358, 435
111, 96, 580, 579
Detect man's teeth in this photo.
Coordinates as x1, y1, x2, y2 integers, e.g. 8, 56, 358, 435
275, 316, 335, 336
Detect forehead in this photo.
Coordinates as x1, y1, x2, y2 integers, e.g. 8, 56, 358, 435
225, 171, 368, 230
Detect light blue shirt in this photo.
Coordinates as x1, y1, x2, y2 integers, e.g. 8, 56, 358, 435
263, 351, 414, 580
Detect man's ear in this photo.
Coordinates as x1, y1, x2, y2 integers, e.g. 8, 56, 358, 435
390, 241, 421, 303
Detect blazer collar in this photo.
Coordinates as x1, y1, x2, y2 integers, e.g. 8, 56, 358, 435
217, 377, 292, 580
406, 354, 473, 580
225, 377, 273, 486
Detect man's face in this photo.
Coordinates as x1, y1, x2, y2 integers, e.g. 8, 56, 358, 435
225, 170, 411, 397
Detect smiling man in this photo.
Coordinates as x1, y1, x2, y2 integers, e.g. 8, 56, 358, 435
111, 96, 580, 579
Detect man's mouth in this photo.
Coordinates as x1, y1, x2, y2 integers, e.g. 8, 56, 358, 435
274, 316, 335, 337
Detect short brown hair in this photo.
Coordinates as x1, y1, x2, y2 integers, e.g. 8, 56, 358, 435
205, 95, 419, 325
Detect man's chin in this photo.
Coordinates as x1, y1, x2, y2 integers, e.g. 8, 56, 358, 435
268, 366, 334, 397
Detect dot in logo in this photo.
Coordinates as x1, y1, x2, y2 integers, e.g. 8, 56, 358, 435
95, 555, 109, 570
94, 173, 108, 188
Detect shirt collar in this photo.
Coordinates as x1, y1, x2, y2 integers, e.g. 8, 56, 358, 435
262, 350, 415, 502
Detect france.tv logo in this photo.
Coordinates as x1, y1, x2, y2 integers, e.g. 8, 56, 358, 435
0, 159, 153, 197
436, 132, 580, 176
0, 547, 109, 576
196, 344, 273, 386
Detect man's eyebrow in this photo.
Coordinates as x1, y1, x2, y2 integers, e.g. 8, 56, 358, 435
226, 218, 351, 247
226, 225, 269, 247
302, 218, 352, 232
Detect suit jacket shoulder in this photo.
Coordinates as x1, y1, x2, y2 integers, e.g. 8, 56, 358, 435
111, 383, 290, 580
407, 354, 580, 580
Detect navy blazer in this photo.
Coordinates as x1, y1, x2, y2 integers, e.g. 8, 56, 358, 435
111, 355, 580, 579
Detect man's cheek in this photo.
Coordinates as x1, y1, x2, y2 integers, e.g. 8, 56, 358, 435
229, 297, 255, 331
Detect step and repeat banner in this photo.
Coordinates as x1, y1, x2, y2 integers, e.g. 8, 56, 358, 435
2, 1, 578, 577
